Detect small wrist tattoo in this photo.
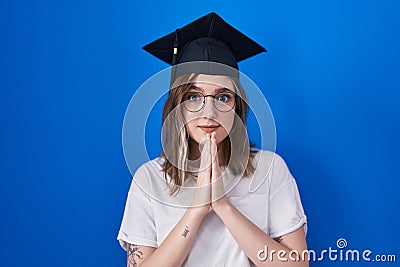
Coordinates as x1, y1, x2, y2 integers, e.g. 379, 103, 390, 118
182, 225, 190, 238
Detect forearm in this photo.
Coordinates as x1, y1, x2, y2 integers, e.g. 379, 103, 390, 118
214, 202, 308, 267
139, 207, 206, 267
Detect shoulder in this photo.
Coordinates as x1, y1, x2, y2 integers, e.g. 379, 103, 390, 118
252, 149, 289, 174
251, 149, 295, 190
130, 156, 166, 192
134, 156, 165, 176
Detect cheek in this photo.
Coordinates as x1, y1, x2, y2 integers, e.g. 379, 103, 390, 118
219, 112, 235, 132
185, 120, 196, 135
182, 108, 193, 130
183, 113, 198, 139
216, 112, 235, 142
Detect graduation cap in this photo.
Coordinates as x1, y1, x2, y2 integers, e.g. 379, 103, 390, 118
142, 12, 266, 81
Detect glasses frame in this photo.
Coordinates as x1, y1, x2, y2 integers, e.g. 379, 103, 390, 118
182, 91, 237, 113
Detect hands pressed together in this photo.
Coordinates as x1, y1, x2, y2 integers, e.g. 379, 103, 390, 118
191, 132, 231, 216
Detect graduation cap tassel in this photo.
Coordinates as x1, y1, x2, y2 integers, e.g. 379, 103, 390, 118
170, 29, 179, 87
172, 29, 179, 65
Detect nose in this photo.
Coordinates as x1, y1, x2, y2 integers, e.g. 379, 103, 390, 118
201, 96, 216, 118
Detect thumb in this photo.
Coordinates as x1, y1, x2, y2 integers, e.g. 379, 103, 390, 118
199, 134, 211, 171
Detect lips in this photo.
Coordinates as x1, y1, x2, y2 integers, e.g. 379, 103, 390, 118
198, 125, 219, 133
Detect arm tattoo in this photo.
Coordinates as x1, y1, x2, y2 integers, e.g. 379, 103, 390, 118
273, 236, 283, 243
122, 241, 143, 267
182, 225, 189, 238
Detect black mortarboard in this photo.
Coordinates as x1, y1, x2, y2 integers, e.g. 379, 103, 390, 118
142, 12, 266, 80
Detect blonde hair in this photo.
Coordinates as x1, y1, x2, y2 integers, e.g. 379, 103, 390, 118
160, 73, 257, 195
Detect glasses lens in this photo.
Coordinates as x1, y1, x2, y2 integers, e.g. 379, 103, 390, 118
183, 92, 203, 112
214, 92, 235, 112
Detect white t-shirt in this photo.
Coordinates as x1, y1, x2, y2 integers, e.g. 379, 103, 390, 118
117, 150, 307, 266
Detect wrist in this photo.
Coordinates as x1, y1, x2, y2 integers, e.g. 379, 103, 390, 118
212, 196, 232, 215
188, 204, 210, 219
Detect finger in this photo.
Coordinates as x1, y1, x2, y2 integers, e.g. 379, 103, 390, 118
199, 134, 210, 170
211, 132, 225, 202
204, 134, 212, 179
199, 134, 212, 186
206, 132, 212, 175
211, 132, 219, 180
196, 134, 212, 206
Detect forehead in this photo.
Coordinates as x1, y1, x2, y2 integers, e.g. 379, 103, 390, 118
191, 74, 235, 91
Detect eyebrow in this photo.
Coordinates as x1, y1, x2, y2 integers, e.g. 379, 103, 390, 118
188, 85, 234, 94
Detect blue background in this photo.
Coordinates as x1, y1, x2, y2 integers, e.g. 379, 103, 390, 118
1, 0, 399, 266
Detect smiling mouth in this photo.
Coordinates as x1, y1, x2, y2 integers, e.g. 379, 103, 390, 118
198, 125, 220, 132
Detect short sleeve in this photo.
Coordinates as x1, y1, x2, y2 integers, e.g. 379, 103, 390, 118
117, 165, 158, 249
268, 154, 307, 238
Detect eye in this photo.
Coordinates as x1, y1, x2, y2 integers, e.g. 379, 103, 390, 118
185, 92, 202, 102
216, 93, 232, 103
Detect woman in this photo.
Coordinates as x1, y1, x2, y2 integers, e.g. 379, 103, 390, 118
117, 12, 308, 267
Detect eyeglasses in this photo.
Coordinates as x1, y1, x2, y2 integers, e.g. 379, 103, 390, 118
182, 91, 236, 112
